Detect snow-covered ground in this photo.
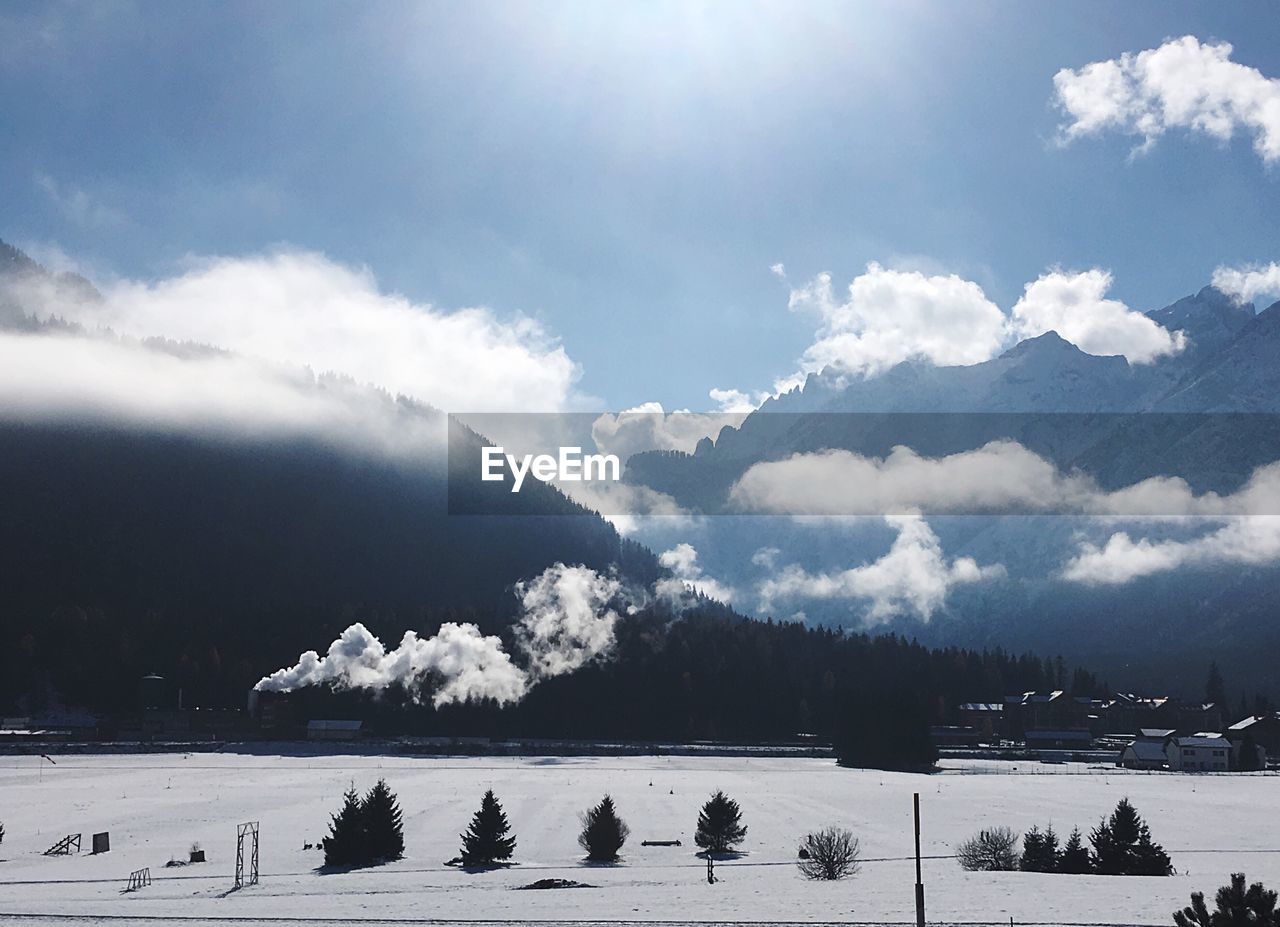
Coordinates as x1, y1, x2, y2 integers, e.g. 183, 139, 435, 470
0, 752, 1276, 925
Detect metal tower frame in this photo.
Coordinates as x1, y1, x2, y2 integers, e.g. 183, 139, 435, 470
234, 821, 259, 888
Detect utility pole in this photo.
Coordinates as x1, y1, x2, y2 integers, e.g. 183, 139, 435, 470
914, 792, 926, 927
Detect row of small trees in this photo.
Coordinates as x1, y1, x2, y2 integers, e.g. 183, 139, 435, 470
957, 798, 1173, 876
324, 785, 753, 869
459, 788, 752, 864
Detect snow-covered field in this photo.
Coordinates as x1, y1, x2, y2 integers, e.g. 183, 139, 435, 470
0, 751, 1276, 926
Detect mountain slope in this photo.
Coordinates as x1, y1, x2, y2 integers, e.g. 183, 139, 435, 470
1156, 299, 1280, 412
0, 241, 659, 714
623, 285, 1280, 693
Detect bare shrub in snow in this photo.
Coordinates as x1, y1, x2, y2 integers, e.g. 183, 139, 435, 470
957, 826, 1019, 871
797, 827, 861, 880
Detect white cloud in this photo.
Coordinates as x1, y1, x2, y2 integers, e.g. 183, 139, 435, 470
657, 542, 736, 605
756, 514, 1003, 624
555, 479, 693, 536
0, 247, 593, 466
1061, 517, 1280, 585
590, 403, 747, 461
709, 387, 769, 413
739, 261, 1189, 403
658, 542, 699, 576
0, 328, 445, 465
783, 262, 1009, 382
731, 442, 1076, 516
728, 441, 1280, 518
1053, 36, 1280, 163
1010, 269, 1185, 364
1212, 262, 1280, 305
43, 249, 580, 414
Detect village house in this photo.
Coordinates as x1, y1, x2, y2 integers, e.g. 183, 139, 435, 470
1226, 713, 1280, 757
1002, 691, 1092, 740
1119, 728, 1265, 772
1118, 728, 1175, 770
1167, 733, 1231, 772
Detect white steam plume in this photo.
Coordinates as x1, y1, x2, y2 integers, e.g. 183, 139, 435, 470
514, 563, 630, 680
254, 563, 630, 705
254, 621, 528, 707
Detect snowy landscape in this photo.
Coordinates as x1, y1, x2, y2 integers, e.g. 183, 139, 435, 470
2, 753, 1277, 925
6, 5, 1280, 927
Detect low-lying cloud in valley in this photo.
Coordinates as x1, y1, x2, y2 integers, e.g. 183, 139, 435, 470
756, 514, 1004, 624
728, 440, 1280, 518
1062, 517, 1280, 586
0, 247, 597, 469
656, 543, 736, 606
1059, 517, 1280, 583
0, 328, 448, 464
728, 439, 1280, 595
65, 250, 583, 414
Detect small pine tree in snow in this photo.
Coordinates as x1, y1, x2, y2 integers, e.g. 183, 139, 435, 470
578, 795, 630, 862
1020, 824, 1059, 872
1058, 827, 1093, 874
1174, 873, 1279, 927
362, 778, 404, 862
323, 786, 367, 867
1090, 797, 1172, 876
694, 790, 747, 855
460, 790, 516, 866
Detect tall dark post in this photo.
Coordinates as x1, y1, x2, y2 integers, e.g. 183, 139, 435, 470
914, 792, 926, 927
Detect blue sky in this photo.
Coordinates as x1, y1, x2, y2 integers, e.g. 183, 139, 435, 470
4, 0, 1279, 410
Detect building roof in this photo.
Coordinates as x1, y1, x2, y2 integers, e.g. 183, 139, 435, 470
1173, 735, 1227, 749
1109, 693, 1171, 709
1006, 691, 1065, 706
1228, 713, 1280, 731
959, 703, 1003, 712
1030, 690, 1065, 703
1122, 741, 1169, 762
1138, 728, 1176, 739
